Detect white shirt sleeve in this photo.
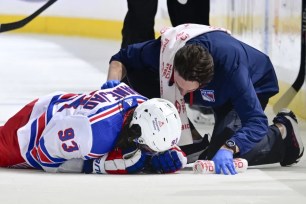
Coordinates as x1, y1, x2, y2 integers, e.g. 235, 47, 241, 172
37, 114, 93, 173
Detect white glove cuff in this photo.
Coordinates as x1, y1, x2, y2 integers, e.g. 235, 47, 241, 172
92, 154, 108, 174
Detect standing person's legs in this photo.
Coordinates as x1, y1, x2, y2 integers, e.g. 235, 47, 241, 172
121, 0, 158, 86
167, 0, 210, 26
0, 100, 37, 167
121, 0, 158, 48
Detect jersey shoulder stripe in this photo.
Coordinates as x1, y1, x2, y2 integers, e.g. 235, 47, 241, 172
36, 138, 66, 166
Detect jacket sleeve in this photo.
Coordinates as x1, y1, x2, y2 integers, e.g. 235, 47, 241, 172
110, 39, 161, 72
228, 62, 269, 155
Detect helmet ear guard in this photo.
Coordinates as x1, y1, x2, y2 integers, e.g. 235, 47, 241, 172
130, 98, 182, 153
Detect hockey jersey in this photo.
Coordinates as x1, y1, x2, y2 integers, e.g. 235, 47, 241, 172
17, 83, 147, 173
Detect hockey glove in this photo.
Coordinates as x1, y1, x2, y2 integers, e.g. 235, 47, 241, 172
150, 146, 187, 173
83, 148, 147, 174
101, 80, 120, 89
212, 148, 237, 175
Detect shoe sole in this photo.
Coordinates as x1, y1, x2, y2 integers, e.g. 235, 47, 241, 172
283, 110, 304, 158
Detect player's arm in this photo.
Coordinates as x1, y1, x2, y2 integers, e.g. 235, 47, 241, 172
36, 115, 92, 173
83, 148, 148, 174
83, 146, 187, 174
58, 147, 150, 174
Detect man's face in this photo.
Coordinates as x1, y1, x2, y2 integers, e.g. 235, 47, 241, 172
173, 70, 200, 96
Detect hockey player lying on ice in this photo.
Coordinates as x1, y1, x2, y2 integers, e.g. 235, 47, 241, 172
0, 83, 187, 174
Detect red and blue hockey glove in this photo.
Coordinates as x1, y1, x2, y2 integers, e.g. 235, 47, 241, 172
83, 148, 147, 174
150, 146, 187, 173
212, 148, 237, 175
101, 80, 120, 89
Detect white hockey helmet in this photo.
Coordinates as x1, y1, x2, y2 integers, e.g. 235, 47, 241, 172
130, 98, 182, 152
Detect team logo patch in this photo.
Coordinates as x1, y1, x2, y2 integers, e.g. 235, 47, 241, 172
200, 90, 215, 102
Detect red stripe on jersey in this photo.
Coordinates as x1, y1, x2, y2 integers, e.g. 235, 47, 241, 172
60, 93, 79, 99
136, 99, 145, 104
37, 146, 53, 163
89, 104, 122, 123
88, 153, 104, 158
89, 98, 145, 123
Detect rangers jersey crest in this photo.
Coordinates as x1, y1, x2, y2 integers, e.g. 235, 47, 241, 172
200, 89, 215, 102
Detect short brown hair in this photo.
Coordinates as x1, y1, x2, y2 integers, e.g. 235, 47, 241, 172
173, 44, 214, 87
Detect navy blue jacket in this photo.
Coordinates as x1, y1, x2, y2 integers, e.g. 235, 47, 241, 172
110, 31, 279, 155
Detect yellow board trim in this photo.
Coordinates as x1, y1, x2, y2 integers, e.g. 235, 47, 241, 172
270, 81, 306, 120
0, 15, 123, 40
1, 14, 300, 39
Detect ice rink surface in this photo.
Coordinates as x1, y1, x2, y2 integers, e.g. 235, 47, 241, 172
0, 34, 305, 204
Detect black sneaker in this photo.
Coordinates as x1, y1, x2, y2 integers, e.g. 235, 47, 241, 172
273, 109, 304, 166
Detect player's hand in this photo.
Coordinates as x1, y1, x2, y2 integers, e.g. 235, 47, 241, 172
212, 148, 237, 175
150, 146, 187, 173
84, 148, 147, 174
101, 80, 120, 89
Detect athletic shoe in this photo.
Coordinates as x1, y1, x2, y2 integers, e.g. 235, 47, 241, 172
273, 109, 304, 166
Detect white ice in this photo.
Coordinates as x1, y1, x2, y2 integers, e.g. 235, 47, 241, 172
0, 34, 305, 204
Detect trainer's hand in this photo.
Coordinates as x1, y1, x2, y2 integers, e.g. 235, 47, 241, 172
101, 80, 120, 89
83, 148, 147, 174
151, 146, 187, 173
212, 148, 237, 175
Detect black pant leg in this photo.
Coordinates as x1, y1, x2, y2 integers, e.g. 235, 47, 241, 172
121, 0, 158, 48
167, 0, 210, 26
199, 95, 285, 166
240, 125, 285, 166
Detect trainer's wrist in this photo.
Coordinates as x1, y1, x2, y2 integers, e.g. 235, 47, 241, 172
221, 145, 235, 153
222, 140, 239, 154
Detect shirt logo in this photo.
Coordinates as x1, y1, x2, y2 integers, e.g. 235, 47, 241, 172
200, 90, 215, 102
124, 98, 133, 106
